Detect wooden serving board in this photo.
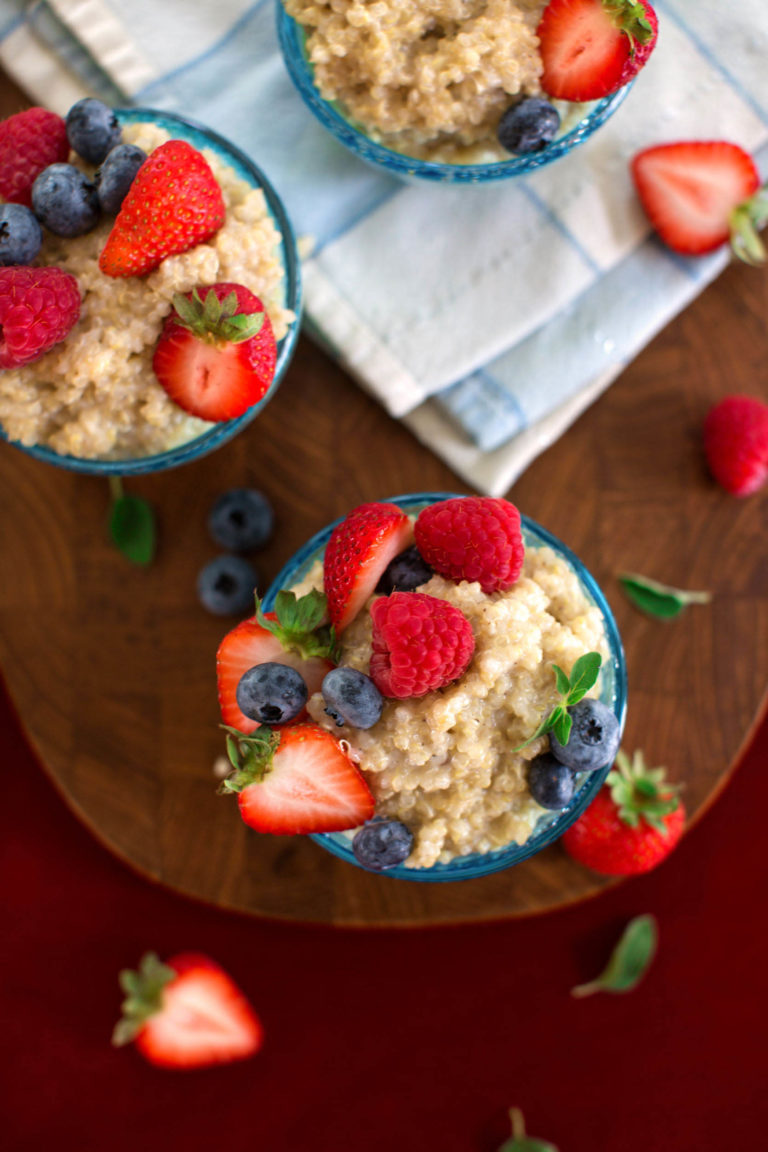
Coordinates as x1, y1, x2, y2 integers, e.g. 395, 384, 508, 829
2, 259, 767, 927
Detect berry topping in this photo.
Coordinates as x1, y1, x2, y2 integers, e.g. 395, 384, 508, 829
703, 394, 768, 497
0, 106, 69, 207
352, 818, 414, 871
216, 590, 336, 734
0, 203, 42, 266
99, 139, 226, 277
321, 666, 383, 729
152, 284, 277, 422
538, 0, 658, 102
549, 697, 620, 772
414, 496, 524, 594
323, 502, 414, 632
562, 749, 685, 875
220, 723, 375, 835
497, 97, 561, 155
31, 163, 100, 237
95, 143, 147, 214
0, 265, 81, 369
208, 488, 275, 552
369, 591, 475, 699
376, 544, 434, 593
528, 753, 576, 809
197, 555, 258, 616
631, 141, 766, 262
66, 98, 122, 165
236, 662, 308, 725
112, 951, 262, 1069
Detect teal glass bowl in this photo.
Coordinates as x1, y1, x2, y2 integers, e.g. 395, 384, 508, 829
277, 6, 631, 184
0, 107, 302, 474
264, 493, 628, 882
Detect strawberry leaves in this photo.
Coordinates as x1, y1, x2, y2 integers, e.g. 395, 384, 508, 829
608, 749, 681, 832
498, 1108, 558, 1152
571, 914, 658, 997
112, 951, 175, 1046
171, 286, 266, 343
219, 725, 279, 793
517, 652, 602, 749
255, 588, 339, 662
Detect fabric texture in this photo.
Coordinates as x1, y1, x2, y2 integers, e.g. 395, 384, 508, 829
1, 0, 767, 493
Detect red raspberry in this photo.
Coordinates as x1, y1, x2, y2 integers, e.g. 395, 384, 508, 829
0, 107, 69, 207
414, 497, 525, 594
703, 395, 768, 496
0, 266, 81, 369
369, 591, 475, 699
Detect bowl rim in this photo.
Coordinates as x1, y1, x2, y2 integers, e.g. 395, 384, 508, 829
0, 105, 303, 475
263, 492, 628, 882
277, 5, 632, 183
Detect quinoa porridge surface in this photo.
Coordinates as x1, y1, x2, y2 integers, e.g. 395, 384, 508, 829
0, 121, 294, 460
284, 0, 548, 162
296, 542, 610, 869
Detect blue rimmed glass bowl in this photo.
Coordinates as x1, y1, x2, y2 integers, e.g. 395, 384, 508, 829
0, 107, 302, 475
264, 493, 628, 882
277, 6, 631, 184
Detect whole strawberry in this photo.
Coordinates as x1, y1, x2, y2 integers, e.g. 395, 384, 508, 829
703, 395, 768, 496
0, 106, 69, 207
323, 502, 414, 632
0, 265, 81, 369
538, 0, 658, 102
414, 496, 524, 594
152, 283, 277, 421
369, 591, 475, 699
99, 139, 225, 277
562, 749, 685, 875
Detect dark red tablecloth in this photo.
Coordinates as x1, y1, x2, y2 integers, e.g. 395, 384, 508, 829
2, 675, 765, 1152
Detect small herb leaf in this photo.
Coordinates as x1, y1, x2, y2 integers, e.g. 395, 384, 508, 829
619, 572, 711, 620
553, 664, 571, 696
571, 914, 658, 998
109, 490, 155, 566
566, 652, 603, 701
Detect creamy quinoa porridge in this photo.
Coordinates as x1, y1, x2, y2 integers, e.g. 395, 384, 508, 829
294, 541, 609, 869
284, 0, 549, 162
0, 121, 294, 460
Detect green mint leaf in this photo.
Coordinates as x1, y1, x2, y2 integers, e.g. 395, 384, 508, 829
108, 482, 155, 566
565, 652, 602, 703
619, 572, 711, 620
571, 914, 658, 998
551, 707, 572, 747
498, 1109, 559, 1152
552, 664, 571, 697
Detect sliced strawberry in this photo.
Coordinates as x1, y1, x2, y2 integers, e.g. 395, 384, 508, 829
538, 0, 658, 102
323, 502, 414, 632
222, 723, 375, 835
631, 141, 765, 260
153, 283, 277, 422
113, 951, 262, 1070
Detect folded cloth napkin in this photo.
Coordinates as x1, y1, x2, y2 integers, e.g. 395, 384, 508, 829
1, 0, 767, 494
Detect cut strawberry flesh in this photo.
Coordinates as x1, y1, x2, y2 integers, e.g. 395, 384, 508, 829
539, 0, 628, 100
324, 506, 414, 632
154, 333, 268, 422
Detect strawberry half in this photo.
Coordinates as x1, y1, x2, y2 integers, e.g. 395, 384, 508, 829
112, 951, 262, 1070
221, 723, 375, 835
323, 502, 414, 632
99, 138, 225, 277
538, 0, 658, 102
631, 141, 767, 261
153, 283, 277, 421
217, 589, 337, 734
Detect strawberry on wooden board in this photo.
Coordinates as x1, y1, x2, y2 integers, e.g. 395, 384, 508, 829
703, 394, 768, 496
323, 502, 414, 632
631, 141, 767, 261
220, 723, 375, 835
216, 589, 337, 734
538, 0, 658, 102
99, 139, 225, 277
562, 748, 685, 875
112, 952, 262, 1070
152, 283, 277, 421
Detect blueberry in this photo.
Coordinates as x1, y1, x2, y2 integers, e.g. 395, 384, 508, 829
352, 818, 413, 871
322, 667, 383, 729
235, 662, 307, 725
66, 98, 122, 165
497, 97, 561, 155
376, 544, 434, 593
528, 753, 575, 809
95, 143, 146, 214
208, 489, 274, 553
0, 204, 42, 265
31, 164, 100, 237
550, 698, 620, 772
197, 555, 257, 615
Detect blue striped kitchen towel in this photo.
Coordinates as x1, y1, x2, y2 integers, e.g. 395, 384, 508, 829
1, 0, 767, 495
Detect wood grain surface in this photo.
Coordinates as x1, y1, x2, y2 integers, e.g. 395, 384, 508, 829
1, 74, 767, 926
